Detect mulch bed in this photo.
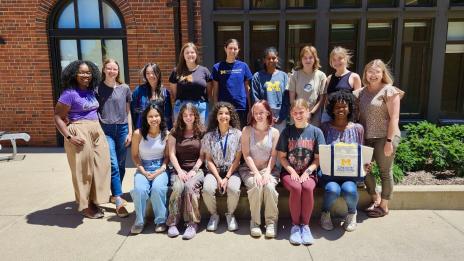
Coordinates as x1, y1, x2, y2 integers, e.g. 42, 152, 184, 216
398, 170, 464, 185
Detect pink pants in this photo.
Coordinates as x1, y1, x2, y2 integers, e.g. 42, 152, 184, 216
281, 172, 317, 225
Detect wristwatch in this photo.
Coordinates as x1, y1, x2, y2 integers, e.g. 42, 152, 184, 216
66, 135, 72, 140
386, 138, 392, 143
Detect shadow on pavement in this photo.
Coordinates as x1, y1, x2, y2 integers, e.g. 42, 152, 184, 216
25, 201, 84, 228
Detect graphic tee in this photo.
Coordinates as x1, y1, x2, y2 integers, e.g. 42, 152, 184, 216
251, 70, 288, 121
276, 124, 326, 175
169, 65, 211, 101
58, 88, 99, 122
211, 60, 253, 110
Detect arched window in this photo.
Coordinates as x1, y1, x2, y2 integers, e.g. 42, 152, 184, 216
49, 0, 128, 96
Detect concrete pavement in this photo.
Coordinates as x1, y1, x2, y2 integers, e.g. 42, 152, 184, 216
0, 148, 464, 261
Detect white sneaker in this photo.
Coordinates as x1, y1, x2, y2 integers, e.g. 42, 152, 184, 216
320, 211, 334, 231
207, 214, 220, 231
225, 213, 238, 231
130, 223, 144, 234
250, 221, 262, 237
265, 223, 277, 238
343, 212, 357, 232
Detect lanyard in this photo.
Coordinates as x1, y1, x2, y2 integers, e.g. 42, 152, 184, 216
218, 128, 229, 160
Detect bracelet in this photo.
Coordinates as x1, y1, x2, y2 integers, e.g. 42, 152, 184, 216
66, 135, 72, 140
386, 138, 392, 143
224, 176, 229, 180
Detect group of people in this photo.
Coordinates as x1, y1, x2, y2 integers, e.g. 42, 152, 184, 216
54, 39, 404, 245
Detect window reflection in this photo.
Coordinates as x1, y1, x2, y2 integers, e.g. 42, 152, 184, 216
329, 22, 358, 72
81, 40, 103, 69
102, 2, 122, 28
60, 40, 78, 69
251, 0, 279, 9
404, 0, 434, 6
365, 21, 394, 66
215, 0, 243, 9
104, 40, 125, 82
331, 0, 361, 8
57, 2, 75, 28
250, 23, 279, 72
287, 22, 315, 71
287, 0, 315, 8
400, 21, 432, 116
215, 23, 244, 62
368, 0, 397, 7
77, 0, 101, 28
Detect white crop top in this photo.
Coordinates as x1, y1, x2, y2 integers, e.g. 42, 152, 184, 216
139, 134, 165, 160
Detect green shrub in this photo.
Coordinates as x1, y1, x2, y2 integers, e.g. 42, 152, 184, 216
394, 121, 464, 177
370, 162, 404, 184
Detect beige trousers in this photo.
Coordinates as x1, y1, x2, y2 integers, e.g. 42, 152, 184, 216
239, 165, 280, 225
202, 173, 241, 215
64, 120, 111, 211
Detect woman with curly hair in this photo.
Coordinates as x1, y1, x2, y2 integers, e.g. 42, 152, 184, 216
96, 58, 131, 218
130, 103, 170, 234
201, 102, 242, 232
169, 42, 212, 124
320, 91, 364, 232
131, 63, 172, 130
54, 60, 110, 219
166, 103, 205, 240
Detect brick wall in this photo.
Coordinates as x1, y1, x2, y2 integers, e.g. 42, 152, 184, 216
0, 0, 203, 146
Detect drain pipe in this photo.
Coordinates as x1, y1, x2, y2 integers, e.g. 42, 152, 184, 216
187, 0, 195, 42
167, 0, 181, 61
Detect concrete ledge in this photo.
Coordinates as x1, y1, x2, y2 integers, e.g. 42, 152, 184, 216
147, 185, 464, 219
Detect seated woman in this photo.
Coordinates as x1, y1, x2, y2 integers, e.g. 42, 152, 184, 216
166, 103, 205, 240
320, 91, 364, 232
130, 103, 170, 234
239, 100, 280, 238
201, 102, 242, 232
277, 98, 325, 246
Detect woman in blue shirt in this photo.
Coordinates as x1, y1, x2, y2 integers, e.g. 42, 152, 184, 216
211, 39, 253, 128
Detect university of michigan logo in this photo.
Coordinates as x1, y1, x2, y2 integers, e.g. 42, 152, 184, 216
266, 81, 281, 92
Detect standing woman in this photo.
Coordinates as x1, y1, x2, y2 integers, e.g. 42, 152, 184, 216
288, 46, 327, 127
169, 42, 212, 125
239, 100, 280, 238
166, 103, 205, 240
251, 47, 289, 132
211, 39, 253, 128
354, 59, 404, 218
201, 102, 242, 232
277, 98, 325, 245
96, 58, 131, 218
54, 60, 110, 219
131, 63, 172, 130
321, 46, 362, 122
130, 104, 170, 234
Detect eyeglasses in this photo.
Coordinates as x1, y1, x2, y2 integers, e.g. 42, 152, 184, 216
77, 72, 92, 76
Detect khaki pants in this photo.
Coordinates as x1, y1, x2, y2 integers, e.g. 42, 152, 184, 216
64, 120, 111, 211
202, 173, 241, 215
364, 135, 401, 200
239, 165, 279, 225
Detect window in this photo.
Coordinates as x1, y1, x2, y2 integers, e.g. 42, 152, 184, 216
329, 21, 359, 72
404, 0, 434, 7
365, 21, 395, 66
214, 23, 244, 62
367, 0, 397, 7
251, 0, 279, 9
399, 20, 432, 117
215, 0, 243, 9
331, 0, 361, 8
50, 0, 127, 83
451, 0, 464, 6
250, 22, 279, 72
287, 0, 316, 8
287, 22, 315, 71
441, 21, 464, 117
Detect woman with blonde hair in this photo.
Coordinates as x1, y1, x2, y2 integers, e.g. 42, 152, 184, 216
288, 46, 327, 127
96, 58, 132, 217
169, 42, 212, 125
353, 59, 404, 218
321, 46, 362, 122
277, 98, 325, 245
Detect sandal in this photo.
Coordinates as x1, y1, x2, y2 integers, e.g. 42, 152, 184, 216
81, 208, 104, 219
116, 205, 129, 218
367, 207, 389, 218
110, 196, 127, 206
364, 201, 380, 212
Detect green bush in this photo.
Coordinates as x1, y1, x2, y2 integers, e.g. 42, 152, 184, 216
370, 162, 404, 184
394, 121, 464, 177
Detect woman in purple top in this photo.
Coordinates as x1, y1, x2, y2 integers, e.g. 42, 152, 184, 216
319, 91, 364, 232
54, 60, 111, 219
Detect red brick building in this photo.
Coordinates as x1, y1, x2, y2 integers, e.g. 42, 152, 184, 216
1, 0, 463, 146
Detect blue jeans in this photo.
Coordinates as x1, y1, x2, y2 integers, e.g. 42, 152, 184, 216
130, 159, 169, 226
101, 123, 129, 197
173, 99, 208, 125
322, 181, 358, 214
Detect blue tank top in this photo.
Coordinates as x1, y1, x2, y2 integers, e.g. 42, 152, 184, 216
327, 72, 353, 94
